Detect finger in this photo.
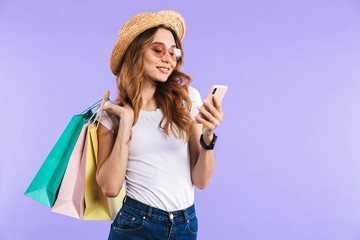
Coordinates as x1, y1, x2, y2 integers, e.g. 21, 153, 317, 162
201, 101, 223, 123
195, 114, 215, 131
213, 102, 223, 119
195, 114, 206, 125
101, 90, 111, 110
101, 99, 109, 111
198, 105, 215, 122
212, 96, 224, 117
213, 95, 222, 111
102, 89, 108, 101
197, 107, 220, 130
101, 101, 116, 113
203, 100, 218, 115
101, 91, 110, 100
101, 94, 106, 109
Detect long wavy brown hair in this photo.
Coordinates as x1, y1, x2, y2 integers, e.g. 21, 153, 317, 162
113, 25, 193, 141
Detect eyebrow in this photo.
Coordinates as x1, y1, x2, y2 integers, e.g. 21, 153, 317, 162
152, 41, 176, 48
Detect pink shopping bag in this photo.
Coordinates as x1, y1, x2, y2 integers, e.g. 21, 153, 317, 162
51, 122, 90, 219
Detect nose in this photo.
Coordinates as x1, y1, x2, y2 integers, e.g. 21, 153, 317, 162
161, 50, 172, 63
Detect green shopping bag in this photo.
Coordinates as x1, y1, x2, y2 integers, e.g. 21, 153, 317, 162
24, 99, 106, 207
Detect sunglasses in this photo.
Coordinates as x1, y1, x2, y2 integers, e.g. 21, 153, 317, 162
151, 43, 182, 61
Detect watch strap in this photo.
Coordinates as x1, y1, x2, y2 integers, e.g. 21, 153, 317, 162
200, 133, 217, 150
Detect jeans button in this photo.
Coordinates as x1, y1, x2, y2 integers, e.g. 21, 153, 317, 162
169, 213, 174, 220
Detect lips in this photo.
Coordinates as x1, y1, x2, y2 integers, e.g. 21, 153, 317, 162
156, 66, 170, 74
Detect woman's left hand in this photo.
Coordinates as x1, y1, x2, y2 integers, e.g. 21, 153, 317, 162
195, 95, 224, 145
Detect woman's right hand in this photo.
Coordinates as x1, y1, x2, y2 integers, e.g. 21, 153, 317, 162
101, 90, 134, 127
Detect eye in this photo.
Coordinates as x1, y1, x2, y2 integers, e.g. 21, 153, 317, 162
153, 44, 164, 54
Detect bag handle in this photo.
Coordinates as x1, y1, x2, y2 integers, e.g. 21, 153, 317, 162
83, 98, 111, 129
80, 97, 109, 115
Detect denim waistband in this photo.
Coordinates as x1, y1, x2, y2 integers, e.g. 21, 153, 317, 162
122, 196, 196, 223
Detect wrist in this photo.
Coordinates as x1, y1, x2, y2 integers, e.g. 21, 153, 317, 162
120, 116, 133, 127
202, 135, 213, 145
117, 123, 132, 139
200, 133, 217, 150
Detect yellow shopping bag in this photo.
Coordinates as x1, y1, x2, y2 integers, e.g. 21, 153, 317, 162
83, 123, 125, 220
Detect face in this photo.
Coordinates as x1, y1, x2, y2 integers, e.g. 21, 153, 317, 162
143, 28, 179, 83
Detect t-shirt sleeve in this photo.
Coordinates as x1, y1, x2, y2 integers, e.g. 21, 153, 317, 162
189, 86, 202, 119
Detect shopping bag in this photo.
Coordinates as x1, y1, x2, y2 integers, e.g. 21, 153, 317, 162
108, 185, 126, 219
83, 123, 125, 220
83, 123, 110, 220
51, 122, 90, 218
24, 99, 105, 207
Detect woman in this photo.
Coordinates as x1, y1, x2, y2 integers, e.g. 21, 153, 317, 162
96, 10, 224, 240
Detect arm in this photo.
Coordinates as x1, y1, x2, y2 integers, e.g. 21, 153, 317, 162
189, 96, 223, 189
96, 91, 134, 198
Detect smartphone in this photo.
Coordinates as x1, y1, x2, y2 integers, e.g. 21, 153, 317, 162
204, 85, 228, 105
194, 85, 227, 124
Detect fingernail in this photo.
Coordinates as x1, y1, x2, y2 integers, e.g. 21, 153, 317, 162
203, 100, 207, 103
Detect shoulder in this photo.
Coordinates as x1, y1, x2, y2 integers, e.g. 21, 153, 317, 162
188, 86, 202, 103
188, 86, 202, 118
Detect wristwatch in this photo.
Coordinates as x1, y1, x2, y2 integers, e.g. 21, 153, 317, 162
200, 133, 217, 150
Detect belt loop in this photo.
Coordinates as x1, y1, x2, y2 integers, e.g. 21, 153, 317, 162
183, 209, 189, 223
122, 195, 127, 205
146, 206, 153, 218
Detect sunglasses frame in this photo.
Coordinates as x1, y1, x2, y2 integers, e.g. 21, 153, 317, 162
150, 43, 182, 61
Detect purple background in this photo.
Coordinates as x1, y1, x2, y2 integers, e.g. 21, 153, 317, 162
1, 0, 360, 239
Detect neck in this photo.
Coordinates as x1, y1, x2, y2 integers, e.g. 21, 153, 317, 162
141, 79, 158, 111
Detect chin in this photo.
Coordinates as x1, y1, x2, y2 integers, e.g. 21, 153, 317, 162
150, 75, 170, 83
155, 79, 168, 84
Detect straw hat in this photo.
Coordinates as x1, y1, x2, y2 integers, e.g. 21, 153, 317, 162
110, 10, 186, 76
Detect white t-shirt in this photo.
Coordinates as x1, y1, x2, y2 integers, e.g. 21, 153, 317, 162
99, 86, 202, 211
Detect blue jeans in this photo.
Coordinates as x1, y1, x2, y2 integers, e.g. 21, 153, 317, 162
108, 196, 198, 240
